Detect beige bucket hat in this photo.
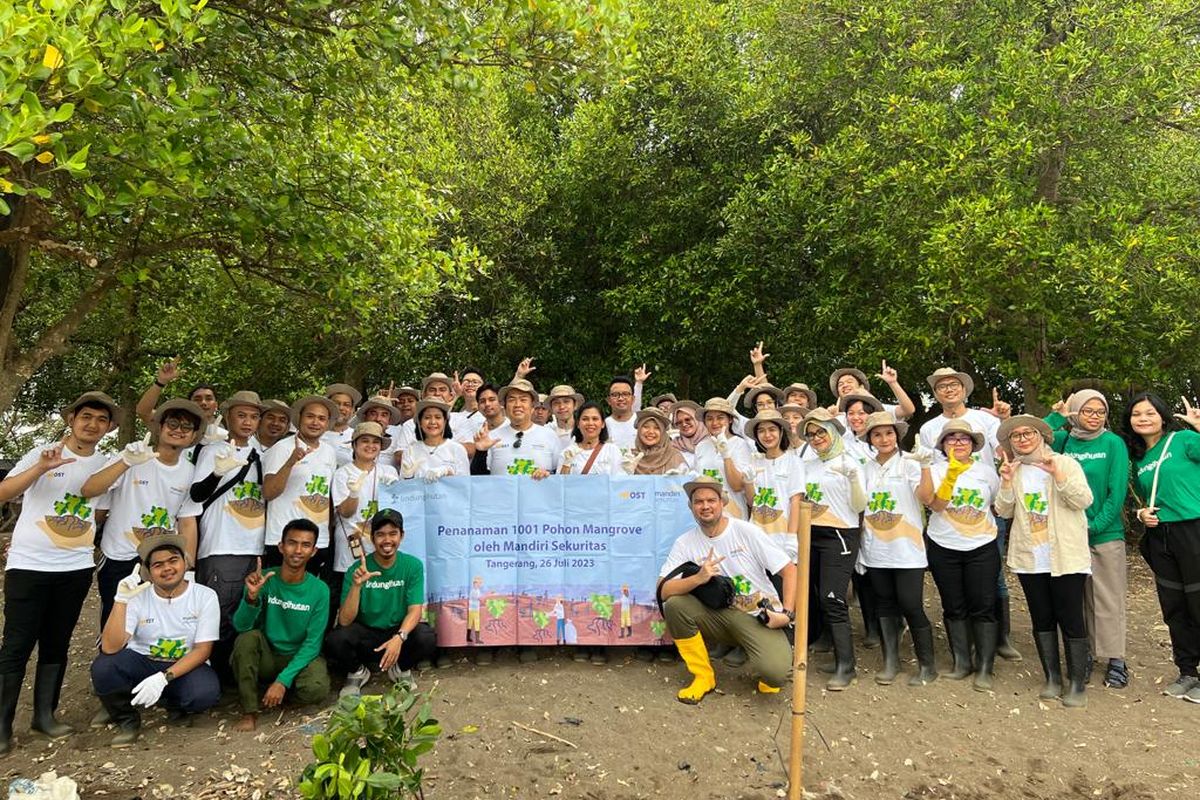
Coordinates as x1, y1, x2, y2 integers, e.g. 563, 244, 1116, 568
926, 367, 975, 397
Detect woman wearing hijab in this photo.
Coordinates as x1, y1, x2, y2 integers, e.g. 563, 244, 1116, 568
1045, 390, 1130, 689
916, 419, 1001, 691
788, 408, 868, 690
559, 402, 623, 475
995, 416, 1093, 707
1122, 392, 1200, 702
628, 408, 689, 475
859, 412, 938, 686
670, 401, 708, 469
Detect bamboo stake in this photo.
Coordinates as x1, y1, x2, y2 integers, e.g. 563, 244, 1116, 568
788, 500, 813, 800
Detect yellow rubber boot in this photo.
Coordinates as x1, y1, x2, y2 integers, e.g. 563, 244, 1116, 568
673, 633, 716, 704
757, 681, 781, 694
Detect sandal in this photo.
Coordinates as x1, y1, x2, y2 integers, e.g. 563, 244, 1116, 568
1103, 659, 1129, 689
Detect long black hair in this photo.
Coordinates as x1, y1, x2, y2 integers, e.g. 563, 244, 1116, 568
414, 405, 454, 442
752, 419, 791, 454
572, 402, 610, 444
1121, 391, 1177, 461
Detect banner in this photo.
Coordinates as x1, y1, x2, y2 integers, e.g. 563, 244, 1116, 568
377, 475, 694, 646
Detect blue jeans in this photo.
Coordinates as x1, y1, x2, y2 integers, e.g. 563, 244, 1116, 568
91, 649, 221, 713
556, 619, 566, 641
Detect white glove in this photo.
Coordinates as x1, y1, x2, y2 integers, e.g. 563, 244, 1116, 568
378, 471, 399, 486
561, 444, 582, 463
131, 671, 169, 708
713, 433, 731, 458
399, 458, 419, 480
200, 423, 228, 445
422, 466, 453, 483
621, 450, 645, 474
902, 441, 936, 467
212, 444, 247, 476
667, 428, 681, 440
827, 459, 859, 480
120, 433, 155, 467
115, 563, 151, 603
346, 471, 366, 497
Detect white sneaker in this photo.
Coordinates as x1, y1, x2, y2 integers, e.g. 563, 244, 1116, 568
387, 665, 415, 690
339, 666, 371, 697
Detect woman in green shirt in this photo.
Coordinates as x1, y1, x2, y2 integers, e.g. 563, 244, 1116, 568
1122, 392, 1200, 703
1045, 390, 1130, 688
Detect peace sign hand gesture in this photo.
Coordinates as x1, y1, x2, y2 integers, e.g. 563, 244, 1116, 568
1174, 396, 1200, 431
998, 449, 1017, 484
156, 358, 181, 386
697, 547, 725, 583
245, 557, 273, 603
515, 357, 536, 379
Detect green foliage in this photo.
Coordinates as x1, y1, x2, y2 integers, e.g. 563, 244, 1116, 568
231, 481, 261, 502
805, 482, 824, 503
867, 492, 897, 513
53, 492, 91, 519
298, 685, 441, 800
484, 597, 508, 619
304, 475, 329, 496
532, 610, 551, 630
589, 593, 613, 620
139, 505, 170, 529
650, 620, 667, 638
1022, 492, 1048, 515
506, 458, 536, 476
753, 486, 779, 508
951, 488, 985, 510
731, 575, 752, 595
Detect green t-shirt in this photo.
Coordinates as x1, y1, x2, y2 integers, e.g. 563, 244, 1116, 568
232, 569, 329, 688
340, 552, 425, 629
1131, 428, 1200, 523
1045, 412, 1129, 544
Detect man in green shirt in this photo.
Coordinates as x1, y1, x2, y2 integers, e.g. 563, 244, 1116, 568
230, 519, 330, 731
325, 509, 436, 696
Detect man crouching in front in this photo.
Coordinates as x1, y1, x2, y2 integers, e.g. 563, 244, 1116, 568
657, 475, 796, 703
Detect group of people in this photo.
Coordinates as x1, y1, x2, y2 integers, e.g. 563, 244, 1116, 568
1, 349, 1199, 752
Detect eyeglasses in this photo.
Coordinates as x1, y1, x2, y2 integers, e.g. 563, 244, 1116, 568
163, 418, 196, 433
1078, 408, 1106, 418
512, 430, 524, 450
609, 392, 633, 399
934, 382, 961, 392
943, 433, 973, 444
804, 429, 828, 441
1009, 430, 1040, 442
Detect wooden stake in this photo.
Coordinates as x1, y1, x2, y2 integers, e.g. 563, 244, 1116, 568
788, 500, 813, 800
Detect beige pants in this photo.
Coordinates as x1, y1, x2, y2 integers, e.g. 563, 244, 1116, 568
1084, 540, 1127, 659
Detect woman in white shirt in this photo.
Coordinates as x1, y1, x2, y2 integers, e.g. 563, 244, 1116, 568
692, 398, 754, 519
404, 400, 470, 480
859, 412, 937, 686
745, 409, 804, 559
332, 422, 400, 602
559, 403, 623, 475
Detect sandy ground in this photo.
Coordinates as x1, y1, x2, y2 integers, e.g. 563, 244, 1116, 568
0, 543, 1197, 800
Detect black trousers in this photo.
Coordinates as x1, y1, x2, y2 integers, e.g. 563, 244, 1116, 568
868, 567, 930, 629
96, 556, 140, 632
1140, 519, 1200, 676
927, 536, 998, 622
324, 621, 437, 675
852, 569, 879, 632
0, 568, 92, 677
1017, 572, 1087, 639
810, 526, 860, 626
196, 554, 258, 684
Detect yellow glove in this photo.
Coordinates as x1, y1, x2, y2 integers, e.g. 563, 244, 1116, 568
935, 456, 972, 501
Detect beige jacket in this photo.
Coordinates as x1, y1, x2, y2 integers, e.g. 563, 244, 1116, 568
995, 454, 1093, 576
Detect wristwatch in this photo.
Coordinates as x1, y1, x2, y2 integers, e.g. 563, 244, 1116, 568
783, 610, 796, 627
164, 669, 176, 683
397, 630, 409, 642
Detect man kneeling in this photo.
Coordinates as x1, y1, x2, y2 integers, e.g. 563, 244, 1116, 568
658, 476, 796, 704
231, 519, 331, 731
91, 535, 221, 746
325, 510, 436, 695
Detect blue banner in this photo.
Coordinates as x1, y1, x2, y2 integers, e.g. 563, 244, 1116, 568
377, 475, 694, 646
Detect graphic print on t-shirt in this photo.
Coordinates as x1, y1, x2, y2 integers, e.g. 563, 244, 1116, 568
37, 491, 96, 548
751, 485, 784, 529
944, 487, 991, 535
296, 475, 330, 521
864, 490, 923, 546
149, 637, 188, 660
225, 481, 265, 529
1022, 491, 1050, 544
507, 458, 536, 476
130, 505, 177, 546
730, 573, 769, 613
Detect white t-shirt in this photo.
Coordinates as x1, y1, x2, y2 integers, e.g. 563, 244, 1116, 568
450, 410, 486, 444
860, 454, 927, 568
748, 450, 806, 558
604, 415, 637, 449
559, 442, 624, 475
6, 443, 109, 572
262, 439, 337, 547
692, 437, 756, 519
181, 442, 265, 559
99, 456, 196, 561
321, 428, 354, 468
918, 409, 1002, 466
486, 424, 560, 475
403, 439, 470, 480
549, 420, 576, 451
123, 581, 220, 660
660, 518, 790, 613
927, 461, 999, 551
330, 462, 400, 574
800, 452, 864, 530
1009, 467, 1053, 574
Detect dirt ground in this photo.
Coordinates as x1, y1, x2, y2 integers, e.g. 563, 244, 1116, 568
1, 542, 1197, 800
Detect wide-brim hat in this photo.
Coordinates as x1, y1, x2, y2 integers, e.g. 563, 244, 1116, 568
782, 383, 818, 407
351, 420, 393, 450
682, 474, 726, 502
634, 407, 670, 430
536, 394, 550, 408
801, 407, 846, 436
136, 533, 193, 581
743, 384, 784, 411
60, 391, 122, 430
700, 397, 736, 424
650, 393, 678, 408
290, 395, 339, 428
997, 414, 1053, 450
498, 379, 539, 406
548, 384, 585, 406
352, 395, 403, 426
150, 398, 205, 439
744, 409, 789, 441
829, 368, 871, 395
261, 399, 291, 416
324, 383, 362, 406
414, 399, 451, 422
935, 418, 985, 452
837, 391, 884, 415
859, 411, 909, 443
420, 372, 453, 394
926, 367, 975, 397
219, 390, 267, 418
671, 400, 702, 421
392, 385, 420, 401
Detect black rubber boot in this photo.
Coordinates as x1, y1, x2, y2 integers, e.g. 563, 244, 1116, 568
98, 692, 141, 748
1062, 638, 1090, 709
996, 596, 1023, 662
1033, 630, 1063, 699
875, 617, 903, 685
0, 672, 23, 755
30, 663, 74, 739
972, 620, 998, 692
826, 622, 857, 691
908, 624, 939, 686
944, 618, 974, 680
810, 625, 833, 654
